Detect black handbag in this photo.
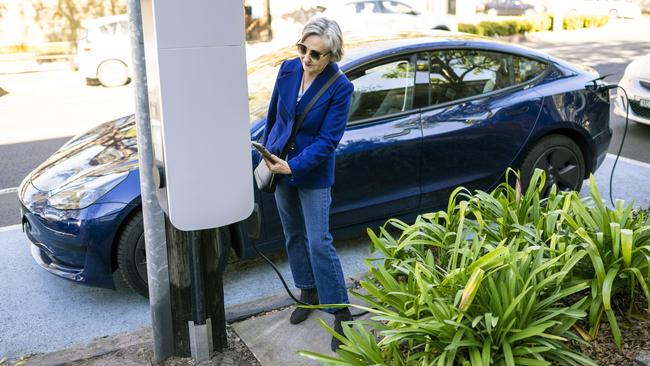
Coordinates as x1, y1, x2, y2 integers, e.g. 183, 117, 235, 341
254, 70, 343, 193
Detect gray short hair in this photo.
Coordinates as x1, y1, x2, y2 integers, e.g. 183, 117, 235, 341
300, 17, 344, 63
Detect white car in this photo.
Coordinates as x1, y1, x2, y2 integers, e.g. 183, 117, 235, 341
77, 14, 132, 87
321, 0, 458, 35
614, 54, 650, 125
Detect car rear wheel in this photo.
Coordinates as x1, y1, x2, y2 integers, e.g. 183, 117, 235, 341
97, 59, 129, 87
117, 211, 148, 298
520, 135, 585, 197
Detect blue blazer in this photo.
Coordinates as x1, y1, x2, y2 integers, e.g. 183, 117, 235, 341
261, 58, 354, 189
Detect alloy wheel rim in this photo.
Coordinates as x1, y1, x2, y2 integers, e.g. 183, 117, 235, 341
100, 61, 127, 86
532, 146, 581, 195
135, 235, 148, 284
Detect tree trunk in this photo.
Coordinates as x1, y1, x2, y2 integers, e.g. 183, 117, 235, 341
262, 0, 272, 41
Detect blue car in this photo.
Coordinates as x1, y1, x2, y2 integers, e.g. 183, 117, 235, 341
19, 33, 612, 297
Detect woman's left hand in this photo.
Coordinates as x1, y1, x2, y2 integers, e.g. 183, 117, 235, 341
264, 154, 292, 175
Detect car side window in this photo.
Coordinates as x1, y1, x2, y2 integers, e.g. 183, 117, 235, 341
347, 58, 415, 123
381, 1, 415, 14
118, 21, 129, 37
514, 56, 547, 84
428, 49, 511, 104
99, 23, 117, 36
426, 49, 545, 106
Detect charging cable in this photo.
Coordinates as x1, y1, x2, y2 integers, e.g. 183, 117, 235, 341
586, 76, 630, 207
251, 238, 369, 317
608, 86, 630, 207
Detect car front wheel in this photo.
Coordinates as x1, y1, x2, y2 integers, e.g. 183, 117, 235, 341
520, 135, 585, 196
97, 59, 129, 87
117, 211, 149, 297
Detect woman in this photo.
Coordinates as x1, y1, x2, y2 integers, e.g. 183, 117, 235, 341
260, 17, 354, 351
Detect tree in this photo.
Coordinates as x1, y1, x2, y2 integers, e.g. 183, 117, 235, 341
31, 0, 127, 43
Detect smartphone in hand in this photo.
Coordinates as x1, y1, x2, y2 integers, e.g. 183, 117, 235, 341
251, 141, 273, 159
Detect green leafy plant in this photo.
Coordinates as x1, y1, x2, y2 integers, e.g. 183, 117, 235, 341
300, 170, 596, 365
300, 169, 650, 364
551, 177, 650, 349
301, 228, 594, 365
459, 15, 607, 37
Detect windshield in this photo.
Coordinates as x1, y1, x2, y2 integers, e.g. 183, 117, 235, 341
247, 47, 295, 124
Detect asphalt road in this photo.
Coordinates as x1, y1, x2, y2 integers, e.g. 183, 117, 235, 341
0, 18, 649, 229
0, 137, 70, 227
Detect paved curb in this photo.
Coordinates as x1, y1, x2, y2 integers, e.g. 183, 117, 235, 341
13, 271, 367, 365
20, 328, 153, 366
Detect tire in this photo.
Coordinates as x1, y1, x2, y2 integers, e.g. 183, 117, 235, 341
117, 211, 149, 298
97, 59, 129, 87
85, 77, 101, 86
519, 135, 585, 197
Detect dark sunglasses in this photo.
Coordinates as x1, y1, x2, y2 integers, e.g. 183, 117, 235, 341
296, 42, 330, 61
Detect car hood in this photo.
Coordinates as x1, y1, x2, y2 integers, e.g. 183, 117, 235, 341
625, 54, 650, 80
30, 115, 139, 192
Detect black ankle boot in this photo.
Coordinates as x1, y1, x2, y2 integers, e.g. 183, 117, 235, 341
290, 288, 318, 324
331, 307, 352, 351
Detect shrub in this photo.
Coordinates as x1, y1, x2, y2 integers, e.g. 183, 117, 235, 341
552, 177, 650, 349
459, 15, 607, 37
564, 16, 585, 30
300, 169, 650, 364
458, 23, 480, 35
583, 16, 609, 28
300, 170, 598, 365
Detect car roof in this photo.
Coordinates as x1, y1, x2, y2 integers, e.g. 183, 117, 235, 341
339, 31, 559, 68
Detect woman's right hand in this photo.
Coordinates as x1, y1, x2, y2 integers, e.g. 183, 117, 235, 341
264, 154, 292, 175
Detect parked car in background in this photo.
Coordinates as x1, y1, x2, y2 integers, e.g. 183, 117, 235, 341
615, 53, 650, 125
20, 32, 611, 297
77, 14, 132, 87
484, 0, 545, 16
559, 0, 642, 18
321, 0, 458, 33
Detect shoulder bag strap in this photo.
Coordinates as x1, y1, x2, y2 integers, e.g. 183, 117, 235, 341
280, 69, 343, 158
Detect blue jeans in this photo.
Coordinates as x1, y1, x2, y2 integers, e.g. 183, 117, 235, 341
274, 178, 349, 313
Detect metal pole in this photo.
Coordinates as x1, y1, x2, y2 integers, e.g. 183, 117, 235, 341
188, 230, 211, 361
189, 231, 206, 325
126, 0, 174, 362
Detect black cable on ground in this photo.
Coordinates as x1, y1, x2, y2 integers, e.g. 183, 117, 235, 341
251, 239, 307, 305
251, 239, 369, 318
609, 85, 630, 207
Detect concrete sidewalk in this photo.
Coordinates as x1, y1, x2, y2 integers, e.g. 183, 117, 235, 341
6, 153, 650, 366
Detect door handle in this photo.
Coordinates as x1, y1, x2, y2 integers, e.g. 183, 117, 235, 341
383, 128, 411, 139
504, 105, 529, 116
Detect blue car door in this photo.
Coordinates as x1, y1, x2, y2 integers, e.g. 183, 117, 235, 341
417, 49, 547, 209
331, 56, 422, 227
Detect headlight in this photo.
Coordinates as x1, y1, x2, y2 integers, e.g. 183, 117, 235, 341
47, 171, 129, 210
